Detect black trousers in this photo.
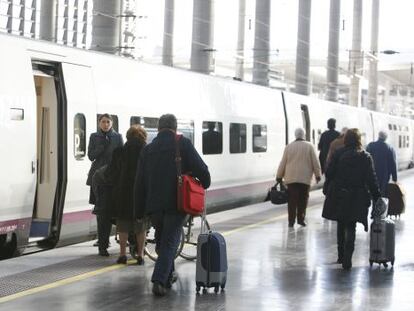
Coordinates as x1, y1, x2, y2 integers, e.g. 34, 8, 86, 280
337, 221, 356, 263
287, 183, 310, 225
97, 214, 112, 251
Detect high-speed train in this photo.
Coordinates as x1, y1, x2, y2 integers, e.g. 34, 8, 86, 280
0, 32, 413, 258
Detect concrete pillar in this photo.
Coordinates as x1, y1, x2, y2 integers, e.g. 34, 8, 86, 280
162, 0, 174, 66
252, 0, 271, 86
235, 0, 246, 81
190, 0, 214, 74
91, 0, 121, 53
368, 0, 380, 111
326, 0, 341, 102
39, 0, 57, 42
349, 0, 363, 107
295, 0, 312, 95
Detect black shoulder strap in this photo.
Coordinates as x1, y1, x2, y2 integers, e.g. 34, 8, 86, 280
175, 134, 182, 182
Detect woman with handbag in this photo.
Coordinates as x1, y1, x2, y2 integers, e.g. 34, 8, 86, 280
322, 128, 381, 270
112, 125, 148, 265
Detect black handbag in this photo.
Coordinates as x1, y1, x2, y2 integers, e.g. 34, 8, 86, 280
270, 182, 288, 205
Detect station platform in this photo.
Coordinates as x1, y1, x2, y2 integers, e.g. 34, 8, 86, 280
1, 172, 414, 310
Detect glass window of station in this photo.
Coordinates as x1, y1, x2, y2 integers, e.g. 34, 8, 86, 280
202, 121, 223, 154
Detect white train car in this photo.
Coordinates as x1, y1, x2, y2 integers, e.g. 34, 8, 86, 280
0, 33, 413, 258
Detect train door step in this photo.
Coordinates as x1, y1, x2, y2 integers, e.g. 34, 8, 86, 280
29, 219, 50, 238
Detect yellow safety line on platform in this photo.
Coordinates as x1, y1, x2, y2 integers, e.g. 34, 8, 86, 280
0, 203, 319, 304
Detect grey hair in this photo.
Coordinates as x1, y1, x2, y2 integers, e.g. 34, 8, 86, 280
295, 128, 305, 139
378, 130, 388, 141
158, 114, 177, 131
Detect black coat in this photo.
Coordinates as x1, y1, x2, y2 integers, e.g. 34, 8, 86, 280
322, 146, 381, 231
91, 148, 123, 217
112, 138, 145, 220
134, 130, 211, 218
86, 129, 123, 186
318, 129, 340, 173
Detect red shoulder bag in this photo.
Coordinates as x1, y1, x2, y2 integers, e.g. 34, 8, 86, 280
175, 135, 205, 216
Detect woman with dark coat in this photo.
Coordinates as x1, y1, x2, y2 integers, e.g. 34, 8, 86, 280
322, 128, 381, 270
112, 125, 148, 265
87, 114, 123, 254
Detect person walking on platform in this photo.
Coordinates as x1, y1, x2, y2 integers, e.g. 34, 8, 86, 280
325, 127, 348, 168
366, 131, 397, 195
277, 128, 321, 227
318, 118, 340, 173
91, 148, 122, 256
322, 129, 381, 270
112, 125, 148, 265
134, 114, 211, 296
87, 114, 123, 253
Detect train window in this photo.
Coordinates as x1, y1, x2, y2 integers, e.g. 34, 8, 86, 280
393, 125, 397, 130
178, 119, 194, 144
403, 135, 406, 148
388, 124, 392, 130
230, 123, 246, 153
202, 121, 223, 154
252, 124, 267, 153
407, 136, 410, 148
10, 108, 24, 120
97, 114, 119, 132
399, 135, 402, 148
74, 113, 86, 160
130, 116, 141, 126
398, 125, 402, 131
143, 117, 159, 142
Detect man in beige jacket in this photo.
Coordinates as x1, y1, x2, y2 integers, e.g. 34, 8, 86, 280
277, 128, 321, 227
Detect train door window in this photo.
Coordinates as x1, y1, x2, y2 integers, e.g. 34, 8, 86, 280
230, 123, 246, 153
312, 129, 315, 145
143, 117, 159, 142
10, 108, 24, 120
97, 114, 119, 132
202, 121, 223, 154
178, 119, 194, 144
252, 124, 267, 153
300, 105, 311, 141
130, 116, 141, 126
74, 113, 86, 160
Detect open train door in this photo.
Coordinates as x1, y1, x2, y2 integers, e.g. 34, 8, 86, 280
0, 48, 37, 257
59, 63, 97, 241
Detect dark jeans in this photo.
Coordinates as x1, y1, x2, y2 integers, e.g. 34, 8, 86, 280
97, 214, 112, 250
287, 183, 310, 224
150, 212, 185, 287
337, 221, 356, 264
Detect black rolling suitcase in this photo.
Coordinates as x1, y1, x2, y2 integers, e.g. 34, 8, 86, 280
195, 225, 228, 293
387, 183, 405, 217
369, 198, 395, 267
369, 219, 395, 267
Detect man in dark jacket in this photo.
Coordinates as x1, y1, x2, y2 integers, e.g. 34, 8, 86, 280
366, 131, 397, 195
134, 114, 211, 296
318, 118, 340, 173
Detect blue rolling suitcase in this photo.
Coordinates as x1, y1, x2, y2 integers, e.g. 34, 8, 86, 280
196, 231, 228, 293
